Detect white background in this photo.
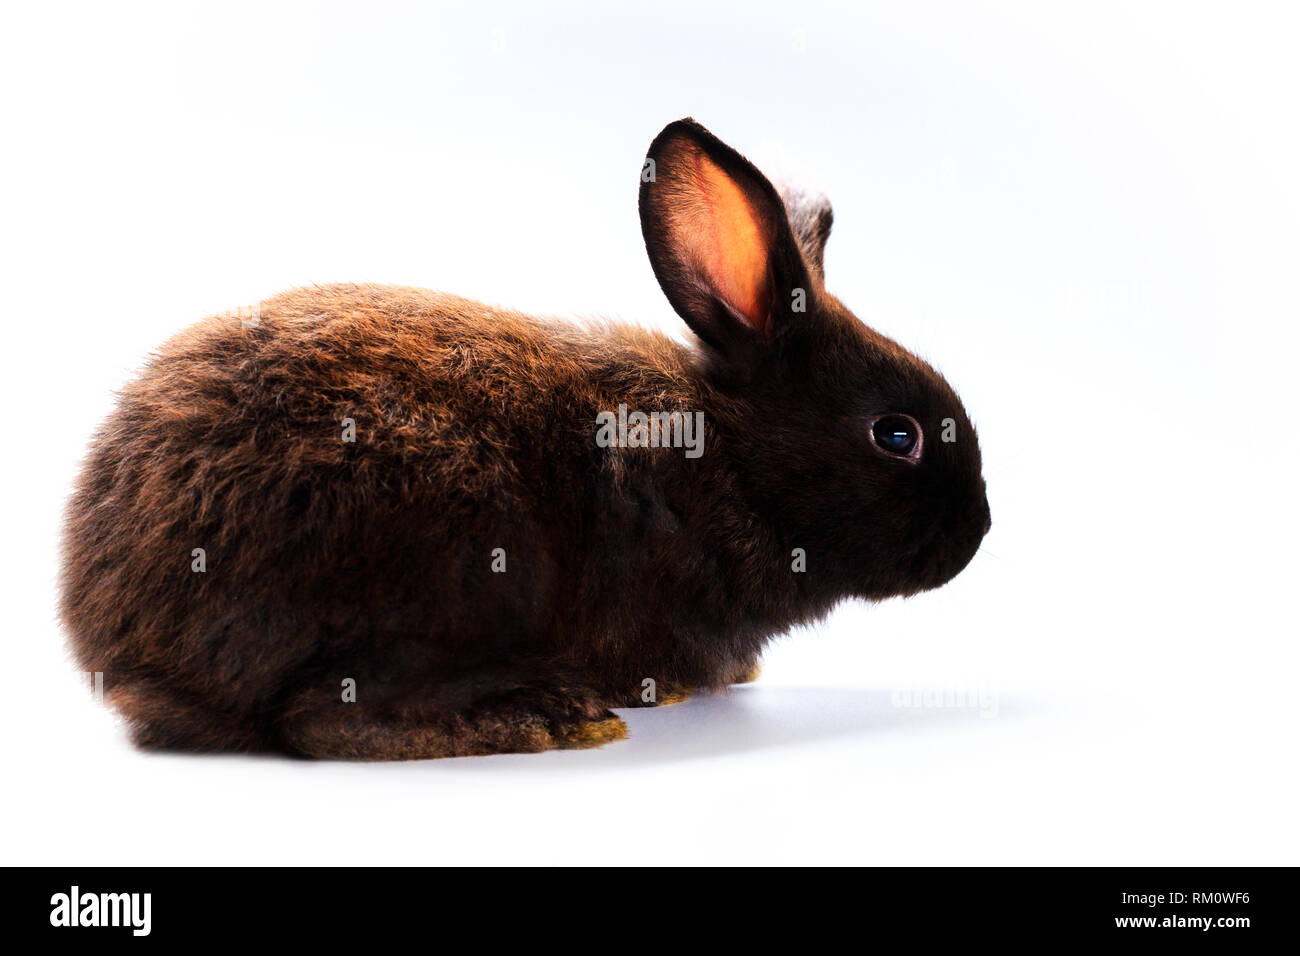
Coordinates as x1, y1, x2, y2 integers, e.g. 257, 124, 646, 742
2, 1, 1297, 865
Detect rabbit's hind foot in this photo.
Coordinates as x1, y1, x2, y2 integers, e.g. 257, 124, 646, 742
555, 714, 629, 749
277, 690, 628, 761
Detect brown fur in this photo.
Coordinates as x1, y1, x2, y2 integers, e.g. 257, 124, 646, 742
60, 119, 989, 759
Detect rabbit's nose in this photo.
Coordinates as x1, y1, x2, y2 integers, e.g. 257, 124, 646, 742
980, 494, 992, 536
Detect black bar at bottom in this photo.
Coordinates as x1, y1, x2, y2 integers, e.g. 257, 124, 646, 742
9, 866, 1290, 943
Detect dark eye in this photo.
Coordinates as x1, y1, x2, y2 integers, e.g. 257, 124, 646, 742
870, 414, 922, 460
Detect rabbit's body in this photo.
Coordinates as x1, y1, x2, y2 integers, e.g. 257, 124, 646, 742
62, 120, 990, 759
63, 284, 814, 756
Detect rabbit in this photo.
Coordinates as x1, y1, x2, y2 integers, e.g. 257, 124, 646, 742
59, 118, 991, 759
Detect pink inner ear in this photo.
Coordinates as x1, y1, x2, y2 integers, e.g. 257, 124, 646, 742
686, 151, 774, 335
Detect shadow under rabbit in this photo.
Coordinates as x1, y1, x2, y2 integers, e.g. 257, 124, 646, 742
418, 683, 1023, 771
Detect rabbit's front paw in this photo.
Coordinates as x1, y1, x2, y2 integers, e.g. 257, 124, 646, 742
731, 662, 762, 685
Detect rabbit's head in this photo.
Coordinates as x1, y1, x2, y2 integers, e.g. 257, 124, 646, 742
640, 119, 990, 600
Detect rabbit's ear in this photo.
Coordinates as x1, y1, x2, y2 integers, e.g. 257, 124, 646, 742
639, 119, 811, 363
776, 183, 833, 279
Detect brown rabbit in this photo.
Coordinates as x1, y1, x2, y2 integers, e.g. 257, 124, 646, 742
60, 119, 990, 759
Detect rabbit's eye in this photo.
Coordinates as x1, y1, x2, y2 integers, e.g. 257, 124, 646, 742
871, 414, 922, 461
